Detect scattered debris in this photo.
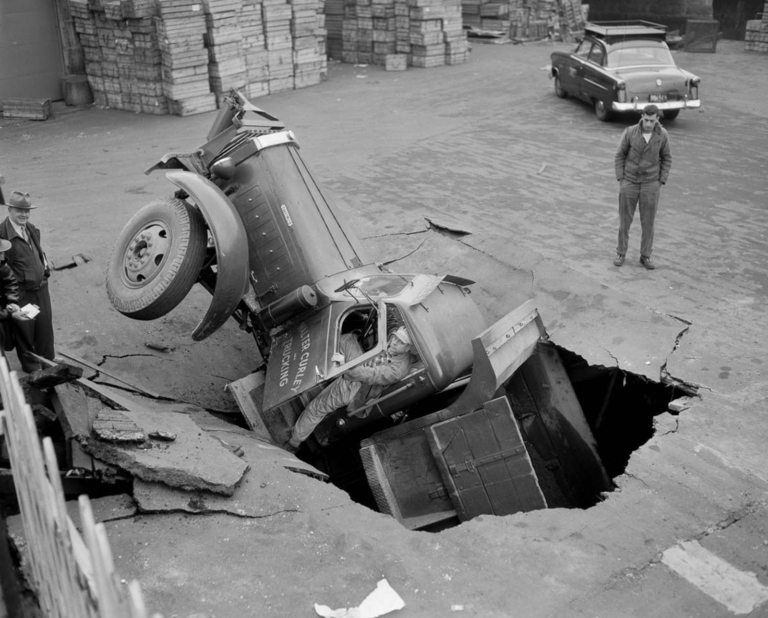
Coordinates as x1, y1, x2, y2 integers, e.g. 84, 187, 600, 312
669, 396, 696, 413
314, 578, 405, 618
144, 341, 176, 353
19, 363, 83, 390
464, 26, 511, 43
92, 409, 147, 443
148, 430, 176, 442
50, 254, 93, 270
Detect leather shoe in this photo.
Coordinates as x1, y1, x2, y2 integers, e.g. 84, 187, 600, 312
613, 253, 625, 267
640, 256, 655, 270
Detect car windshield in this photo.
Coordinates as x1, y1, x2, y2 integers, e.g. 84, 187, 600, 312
606, 45, 675, 68
356, 275, 414, 298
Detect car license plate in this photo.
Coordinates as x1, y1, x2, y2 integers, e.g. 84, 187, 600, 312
649, 94, 667, 103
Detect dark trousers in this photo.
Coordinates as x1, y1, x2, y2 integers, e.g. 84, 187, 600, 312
13, 283, 55, 372
617, 179, 661, 259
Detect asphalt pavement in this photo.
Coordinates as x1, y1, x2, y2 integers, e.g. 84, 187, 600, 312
0, 38, 766, 617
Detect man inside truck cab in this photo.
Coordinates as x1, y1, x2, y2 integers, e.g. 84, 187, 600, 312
286, 326, 414, 452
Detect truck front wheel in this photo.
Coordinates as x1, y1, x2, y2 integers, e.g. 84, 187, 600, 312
106, 197, 208, 320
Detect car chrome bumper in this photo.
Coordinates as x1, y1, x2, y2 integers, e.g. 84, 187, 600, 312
613, 99, 702, 112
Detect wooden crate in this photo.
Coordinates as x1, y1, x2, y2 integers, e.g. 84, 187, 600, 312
2, 98, 52, 121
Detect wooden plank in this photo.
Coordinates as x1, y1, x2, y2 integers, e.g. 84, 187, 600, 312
519, 344, 611, 507
56, 350, 160, 398
224, 372, 271, 442
506, 370, 573, 508
51, 383, 104, 439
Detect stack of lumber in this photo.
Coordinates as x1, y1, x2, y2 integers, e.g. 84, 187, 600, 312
745, 1, 768, 52
70, 0, 168, 114
325, 0, 345, 58
479, 2, 509, 32
157, 1, 218, 116
263, 0, 295, 93
292, 0, 326, 89
203, 0, 248, 103
342, 0, 467, 67
68, 0, 327, 116
559, 0, 584, 39
509, 0, 555, 40
241, 0, 270, 98
462, 0, 556, 40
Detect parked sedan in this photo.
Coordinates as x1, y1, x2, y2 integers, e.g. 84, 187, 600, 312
550, 21, 701, 121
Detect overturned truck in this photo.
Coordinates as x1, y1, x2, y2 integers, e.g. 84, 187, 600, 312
106, 90, 612, 529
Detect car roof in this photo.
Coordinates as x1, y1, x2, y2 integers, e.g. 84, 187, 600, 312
585, 20, 667, 42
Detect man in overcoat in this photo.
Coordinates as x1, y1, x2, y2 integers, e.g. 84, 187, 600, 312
0, 191, 55, 372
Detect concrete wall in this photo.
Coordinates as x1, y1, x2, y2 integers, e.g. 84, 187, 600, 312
0, 0, 64, 102
586, 0, 714, 32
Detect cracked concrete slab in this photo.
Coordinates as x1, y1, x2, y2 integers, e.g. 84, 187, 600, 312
372, 230, 683, 380
81, 406, 249, 495
133, 431, 333, 517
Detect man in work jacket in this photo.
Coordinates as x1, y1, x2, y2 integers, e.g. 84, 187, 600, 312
613, 104, 672, 270
0, 191, 55, 372
286, 326, 414, 452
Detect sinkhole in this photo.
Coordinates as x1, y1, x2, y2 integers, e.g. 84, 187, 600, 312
297, 344, 695, 532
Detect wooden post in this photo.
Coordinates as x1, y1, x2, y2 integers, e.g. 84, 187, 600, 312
52, 0, 86, 75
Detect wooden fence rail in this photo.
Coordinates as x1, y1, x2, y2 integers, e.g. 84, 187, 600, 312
0, 357, 161, 618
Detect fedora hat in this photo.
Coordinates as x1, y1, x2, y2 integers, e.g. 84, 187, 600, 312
0, 239, 11, 252
8, 191, 36, 210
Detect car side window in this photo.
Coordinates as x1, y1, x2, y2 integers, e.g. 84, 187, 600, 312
575, 41, 592, 59
588, 44, 605, 66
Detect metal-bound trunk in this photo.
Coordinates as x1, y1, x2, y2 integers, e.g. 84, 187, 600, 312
426, 397, 546, 522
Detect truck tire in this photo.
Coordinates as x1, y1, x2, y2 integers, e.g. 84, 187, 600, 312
106, 197, 208, 320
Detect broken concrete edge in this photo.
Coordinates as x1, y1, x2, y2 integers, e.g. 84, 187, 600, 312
424, 216, 472, 236
5, 493, 138, 590
78, 438, 249, 497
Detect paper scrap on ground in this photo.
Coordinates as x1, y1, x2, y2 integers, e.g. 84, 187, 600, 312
315, 578, 405, 618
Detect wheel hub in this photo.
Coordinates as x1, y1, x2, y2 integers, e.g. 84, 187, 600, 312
123, 223, 171, 285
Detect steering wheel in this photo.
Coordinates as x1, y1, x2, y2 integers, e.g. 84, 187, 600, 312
361, 307, 378, 348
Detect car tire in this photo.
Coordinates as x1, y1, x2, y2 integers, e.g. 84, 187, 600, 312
594, 99, 612, 122
554, 76, 567, 98
663, 109, 680, 121
106, 197, 208, 320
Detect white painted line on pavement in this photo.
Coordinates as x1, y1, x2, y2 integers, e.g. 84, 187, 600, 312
662, 540, 768, 615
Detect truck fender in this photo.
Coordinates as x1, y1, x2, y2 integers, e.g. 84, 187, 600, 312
166, 170, 250, 341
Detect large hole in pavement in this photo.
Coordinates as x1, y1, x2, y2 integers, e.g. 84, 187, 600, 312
299, 344, 694, 530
